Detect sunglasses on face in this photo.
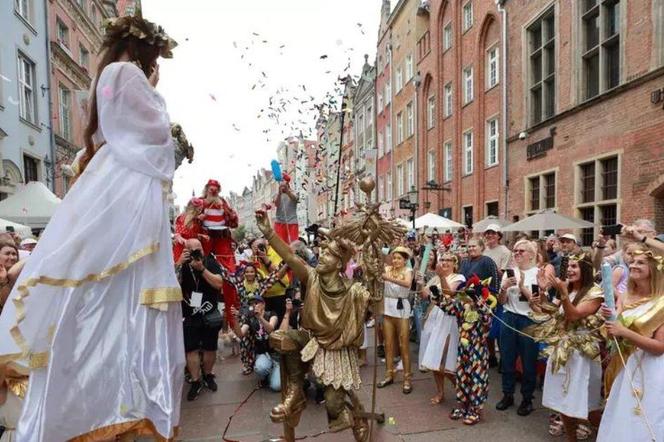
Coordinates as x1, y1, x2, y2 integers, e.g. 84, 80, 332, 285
440, 258, 455, 262
513, 249, 528, 254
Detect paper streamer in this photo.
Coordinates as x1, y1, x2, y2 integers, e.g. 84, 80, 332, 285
419, 242, 433, 276
601, 261, 616, 320
271, 159, 283, 182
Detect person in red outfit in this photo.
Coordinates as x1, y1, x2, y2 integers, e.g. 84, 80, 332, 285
273, 173, 299, 244
200, 179, 240, 325
173, 197, 208, 263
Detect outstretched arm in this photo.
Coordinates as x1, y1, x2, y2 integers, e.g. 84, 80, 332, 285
255, 210, 309, 285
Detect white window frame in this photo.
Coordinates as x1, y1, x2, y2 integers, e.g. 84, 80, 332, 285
59, 85, 71, 140
463, 66, 474, 104
79, 44, 89, 70
443, 23, 452, 51
396, 112, 404, 144
486, 118, 499, 167
444, 141, 453, 182
444, 83, 453, 117
385, 81, 391, 105
386, 172, 393, 200
397, 164, 404, 196
377, 91, 383, 111
405, 54, 414, 80
17, 53, 36, 124
463, 130, 474, 175
386, 121, 392, 152
57, 19, 69, 49
427, 150, 436, 182
378, 129, 384, 158
406, 102, 414, 137
427, 95, 435, 129
463, 2, 473, 32
378, 176, 385, 201
396, 67, 403, 92
407, 159, 415, 191
15, 0, 30, 22
487, 46, 499, 89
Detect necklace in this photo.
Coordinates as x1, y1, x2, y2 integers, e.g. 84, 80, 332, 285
388, 266, 406, 280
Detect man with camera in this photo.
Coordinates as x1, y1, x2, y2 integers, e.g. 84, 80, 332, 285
176, 238, 225, 401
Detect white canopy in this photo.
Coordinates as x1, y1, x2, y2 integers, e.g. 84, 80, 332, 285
0, 181, 61, 229
472, 215, 511, 233
414, 212, 465, 231
0, 218, 32, 238
501, 210, 594, 232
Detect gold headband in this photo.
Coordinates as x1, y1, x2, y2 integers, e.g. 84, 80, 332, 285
102, 15, 177, 58
633, 250, 664, 272
391, 246, 412, 258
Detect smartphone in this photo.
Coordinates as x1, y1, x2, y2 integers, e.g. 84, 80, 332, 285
560, 256, 569, 281
5, 226, 14, 233
601, 224, 623, 236
531, 284, 540, 295
505, 268, 515, 278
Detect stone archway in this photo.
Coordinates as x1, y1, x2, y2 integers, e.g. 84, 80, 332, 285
647, 174, 664, 232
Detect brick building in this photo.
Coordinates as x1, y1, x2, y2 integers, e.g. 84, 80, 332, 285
351, 55, 377, 205
49, 0, 116, 197
414, 0, 504, 227
503, 0, 664, 241
376, 0, 394, 218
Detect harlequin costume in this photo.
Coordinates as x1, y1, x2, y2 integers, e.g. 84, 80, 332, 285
173, 197, 207, 262
438, 274, 495, 425
201, 179, 240, 324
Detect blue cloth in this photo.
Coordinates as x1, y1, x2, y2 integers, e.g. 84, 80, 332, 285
499, 311, 538, 400
255, 353, 281, 392
459, 256, 500, 293
489, 303, 503, 339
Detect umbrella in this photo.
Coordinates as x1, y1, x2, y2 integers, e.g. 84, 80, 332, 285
0, 182, 61, 229
472, 215, 510, 233
414, 212, 465, 231
501, 210, 594, 232
0, 218, 32, 238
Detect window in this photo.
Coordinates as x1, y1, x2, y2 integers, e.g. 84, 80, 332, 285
378, 176, 385, 201
17, 53, 36, 124
443, 23, 452, 51
15, 0, 30, 22
406, 102, 414, 137
79, 45, 90, 70
601, 156, 618, 200
23, 155, 39, 183
385, 81, 391, 105
427, 150, 436, 182
486, 118, 499, 166
528, 171, 557, 213
90, 5, 97, 24
386, 172, 393, 200
427, 96, 435, 129
378, 129, 384, 157
378, 91, 383, 111
463, 131, 473, 175
57, 19, 69, 49
582, 0, 621, 100
396, 67, 403, 92
463, 2, 473, 32
528, 9, 555, 125
487, 46, 499, 88
397, 164, 404, 196
405, 54, 414, 80
407, 159, 415, 191
444, 142, 453, 181
463, 67, 474, 104
463, 206, 474, 227
444, 83, 453, 117
386, 121, 392, 152
486, 201, 499, 217
59, 86, 71, 140
580, 162, 595, 203
397, 112, 404, 144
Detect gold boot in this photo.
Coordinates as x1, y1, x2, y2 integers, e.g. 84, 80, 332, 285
270, 351, 307, 427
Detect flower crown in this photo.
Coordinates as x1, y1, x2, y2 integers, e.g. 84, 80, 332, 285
633, 250, 664, 272
102, 15, 177, 58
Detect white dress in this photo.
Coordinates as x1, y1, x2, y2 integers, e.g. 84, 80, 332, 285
418, 274, 466, 372
597, 300, 664, 442
384, 269, 413, 319
0, 62, 184, 441
542, 291, 603, 419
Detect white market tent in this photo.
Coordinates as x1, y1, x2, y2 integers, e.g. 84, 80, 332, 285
0, 218, 32, 238
414, 212, 465, 231
0, 182, 61, 229
501, 210, 594, 232
472, 215, 511, 233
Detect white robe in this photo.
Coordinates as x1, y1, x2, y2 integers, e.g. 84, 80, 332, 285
0, 62, 185, 441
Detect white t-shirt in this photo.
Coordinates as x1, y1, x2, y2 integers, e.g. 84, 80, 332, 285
501, 266, 539, 317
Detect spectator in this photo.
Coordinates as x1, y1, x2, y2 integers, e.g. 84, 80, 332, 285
535, 240, 557, 295
0, 241, 20, 313
251, 238, 290, 322
176, 239, 224, 401
273, 174, 299, 244
231, 296, 280, 391
496, 240, 540, 417
459, 239, 499, 294
18, 238, 37, 260
545, 234, 562, 276
559, 233, 581, 256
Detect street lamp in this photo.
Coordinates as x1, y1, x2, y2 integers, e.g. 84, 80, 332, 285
407, 187, 419, 229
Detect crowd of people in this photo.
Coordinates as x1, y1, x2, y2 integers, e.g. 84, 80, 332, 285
171, 173, 664, 441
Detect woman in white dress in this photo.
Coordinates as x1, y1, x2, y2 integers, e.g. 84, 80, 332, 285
531, 253, 604, 441
419, 253, 465, 404
597, 246, 664, 442
0, 16, 184, 441
377, 247, 414, 394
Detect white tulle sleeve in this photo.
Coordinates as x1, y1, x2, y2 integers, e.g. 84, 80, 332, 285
96, 62, 174, 181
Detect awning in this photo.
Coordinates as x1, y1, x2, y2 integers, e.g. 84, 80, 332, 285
0, 181, 61, 229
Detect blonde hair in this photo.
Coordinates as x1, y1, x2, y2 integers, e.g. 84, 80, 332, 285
627, 245, 664, 297
513, 239, 537, 265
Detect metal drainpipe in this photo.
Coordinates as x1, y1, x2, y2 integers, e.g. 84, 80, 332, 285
498, 0, 509, 220
388, 39, 395, 215
43, 0, 57, 192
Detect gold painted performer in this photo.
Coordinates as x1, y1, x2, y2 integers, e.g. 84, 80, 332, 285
254, 177, 404, 441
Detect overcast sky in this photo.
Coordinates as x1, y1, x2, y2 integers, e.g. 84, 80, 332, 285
142, 0, 386, 207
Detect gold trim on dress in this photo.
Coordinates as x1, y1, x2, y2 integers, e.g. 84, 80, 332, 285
68, 418, 178, 442
140, 287, 183, 307
4, 242, 166, 368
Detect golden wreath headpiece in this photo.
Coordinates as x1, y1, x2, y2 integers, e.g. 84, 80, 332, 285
102, 14, 177, 58
391, 246, 413, 258
633, 249, 664, 272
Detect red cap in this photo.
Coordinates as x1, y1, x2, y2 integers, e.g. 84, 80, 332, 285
283, 173, 291, 183
207, 179, 221, 189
